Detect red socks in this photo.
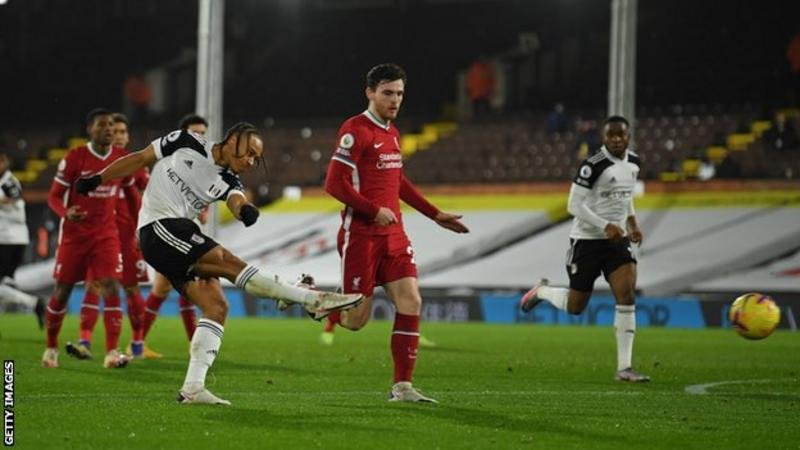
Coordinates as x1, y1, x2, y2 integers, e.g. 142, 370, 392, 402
178, 296, 196, 340
142, 292, 167, 339
103, 295, 123, 352
324, 311, 340, 333
126, 292, 146, 342
45, 297, 67, 349
391, 313, 420, 383
79, 291, 100, 342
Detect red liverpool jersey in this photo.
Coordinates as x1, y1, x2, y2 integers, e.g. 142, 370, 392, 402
326, 111, 405, 235
115, 155, 149, 235
49, 144, 132, 244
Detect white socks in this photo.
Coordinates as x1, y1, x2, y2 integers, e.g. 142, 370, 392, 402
182, 318, 223, 392
614, 305, 636, 371
0, 283, 38, 308
235, 264, 314, 305
538, 286, 570, 311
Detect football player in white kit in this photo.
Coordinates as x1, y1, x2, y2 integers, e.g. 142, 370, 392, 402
76, 122, 364, 404
520, 116, 650, 383
0, 153, 45, 326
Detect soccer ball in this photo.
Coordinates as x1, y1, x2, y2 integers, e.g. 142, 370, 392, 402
728, 293, 780, 340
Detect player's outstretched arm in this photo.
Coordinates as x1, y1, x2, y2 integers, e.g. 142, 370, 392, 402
400, 175, 468, 233
76, 145, 157, 194
433, 211, 469, 233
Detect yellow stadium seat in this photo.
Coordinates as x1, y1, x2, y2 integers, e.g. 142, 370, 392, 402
681, 159, 700, 177
750, 121, 772, 138
706, 146, 728, 164
12, 170, 37, 184
775, 108, 799, 119
726, 133, 755, 151
659, 171, 684, 182
48, 148, 68, 163
26, 159, 48, 172
67, 137, 87, 149
400, 135, 419, 156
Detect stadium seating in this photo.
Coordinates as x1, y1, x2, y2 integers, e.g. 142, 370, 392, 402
2, 106, 798, 196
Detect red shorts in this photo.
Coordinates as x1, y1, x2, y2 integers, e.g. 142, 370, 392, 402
337, 229, 417, 297
85, 236, 148, 285
54, 236, 122, 284
119, 238, 149, 285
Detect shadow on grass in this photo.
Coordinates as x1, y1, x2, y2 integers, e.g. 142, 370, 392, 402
201, 406, 395, 434
321, 402, 615, 441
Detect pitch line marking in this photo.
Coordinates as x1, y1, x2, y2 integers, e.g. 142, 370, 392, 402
685, 379, 776, 395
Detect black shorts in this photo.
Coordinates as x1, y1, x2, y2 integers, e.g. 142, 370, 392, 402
138, 219, 219, 293
565, 238, 637, 292
0, 244, 26, 281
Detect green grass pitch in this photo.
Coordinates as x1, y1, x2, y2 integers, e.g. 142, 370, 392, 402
1, 314, 798, 449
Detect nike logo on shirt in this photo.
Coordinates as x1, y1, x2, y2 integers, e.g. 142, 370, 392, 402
373, 142, 384, 148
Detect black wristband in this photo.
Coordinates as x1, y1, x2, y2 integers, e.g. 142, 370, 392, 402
76, 175, 102, 195
240, 204, 259, 227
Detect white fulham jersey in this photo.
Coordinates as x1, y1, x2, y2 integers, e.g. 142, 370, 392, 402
0, 169, 29, 245
137, 130, 245, 230
569, 146, 640, 240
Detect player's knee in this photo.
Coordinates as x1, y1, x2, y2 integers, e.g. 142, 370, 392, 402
53, 284, 72, 304
618, 291, 636, 305
96, 278, 117, 294
123, 285, 139, 298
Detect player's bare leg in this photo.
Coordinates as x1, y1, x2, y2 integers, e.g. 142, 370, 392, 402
384, 277, 437, 403
43, 282, 73, 368
191, 245, 363, 313
97, 277, 129, 369
176, 278, 230, 405
336, 296, 374, 331
73, 281, 101, 359
123, 283, 146, 358
141, 272, 174, 359
520, 279, 591, 315
608, 263, 648, 382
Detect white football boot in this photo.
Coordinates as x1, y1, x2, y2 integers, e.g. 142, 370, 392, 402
41, 348, 59, 368
177, 388, 231, 405
520, 278, 549, 313
388, 382, 438, 404
615, 367, 651, 383
103, 349, 130, 369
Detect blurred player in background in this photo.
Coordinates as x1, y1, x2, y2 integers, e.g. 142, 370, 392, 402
520, 115, 650, 383
77, 122, 363, 404
0, 153, 45, 326
42, 108, 139, 369
323, 63, 469, 403
140, 114, 210, 358
68, 113, 149, 361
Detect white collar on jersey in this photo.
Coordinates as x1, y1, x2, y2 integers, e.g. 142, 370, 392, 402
86, 142, 113, 161
363, 109, 391, 131
600, 145, 628, 162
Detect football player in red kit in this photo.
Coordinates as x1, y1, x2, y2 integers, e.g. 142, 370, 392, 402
68, 113, 150, 360
324, 64, 469, 402
42, 108, 138, 369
